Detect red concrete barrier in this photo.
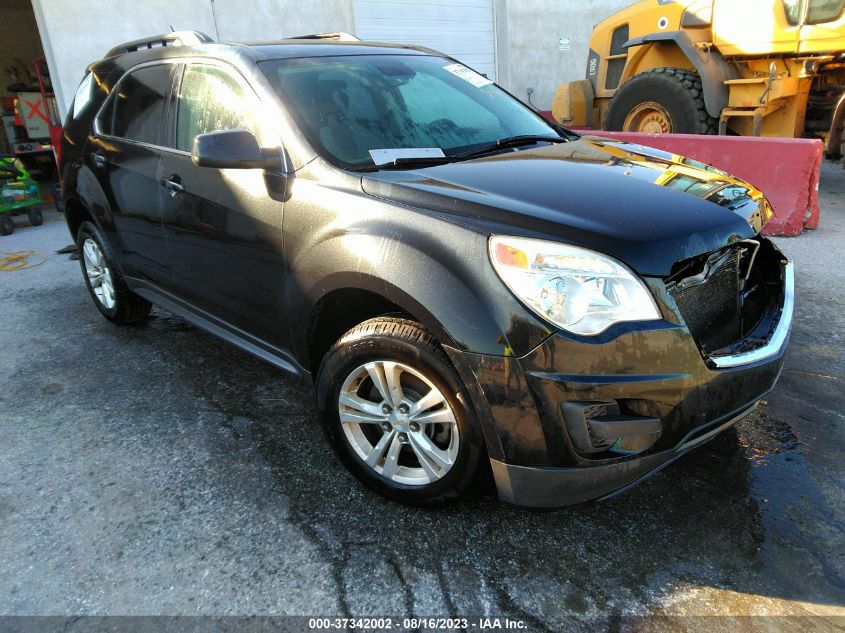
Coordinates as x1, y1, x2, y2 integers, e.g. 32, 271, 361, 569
540, 113, 823, 236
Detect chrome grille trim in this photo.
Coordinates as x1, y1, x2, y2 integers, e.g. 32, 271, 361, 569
710, 262, 794, 369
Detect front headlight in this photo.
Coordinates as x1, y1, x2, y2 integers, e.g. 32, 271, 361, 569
489, 236, 661, 336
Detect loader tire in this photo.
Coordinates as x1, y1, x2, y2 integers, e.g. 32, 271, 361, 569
604, 68, 717, 135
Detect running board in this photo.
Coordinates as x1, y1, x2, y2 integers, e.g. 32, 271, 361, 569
127, 278, 307, 379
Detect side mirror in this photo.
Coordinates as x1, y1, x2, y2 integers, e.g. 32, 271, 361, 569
191, 129, 281, 170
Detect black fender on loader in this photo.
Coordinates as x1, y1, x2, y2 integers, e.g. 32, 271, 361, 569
623, 30, 739, 120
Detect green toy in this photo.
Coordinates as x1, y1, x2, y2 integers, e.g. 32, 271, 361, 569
1, 156, 44, 236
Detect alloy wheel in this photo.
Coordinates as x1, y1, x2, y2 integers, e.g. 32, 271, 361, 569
338, 360, 459, 486
82, 238, 116, 310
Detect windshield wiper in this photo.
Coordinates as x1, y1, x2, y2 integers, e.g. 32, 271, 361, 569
376, 155, 465, 170
456, 135, 568, 159
373, 135, 569, 170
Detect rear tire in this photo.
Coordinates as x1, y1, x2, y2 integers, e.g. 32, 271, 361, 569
605, 68, 718, 135
0, 215, 13, 236
76, 221, 151, 324
316, 317, 489, 506
27, 207, 43, 226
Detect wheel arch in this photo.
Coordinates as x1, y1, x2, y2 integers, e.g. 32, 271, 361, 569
303, 273, 465, 377
622, 30, 739, 118
64, 196, 95, 241
304, 278, 508, 463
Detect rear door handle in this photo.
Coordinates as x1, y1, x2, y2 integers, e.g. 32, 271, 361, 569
91, 152, 107, 168
160, 175, 184, 197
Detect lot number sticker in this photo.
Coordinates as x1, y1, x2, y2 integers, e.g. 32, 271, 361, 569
443, 63, 493, 88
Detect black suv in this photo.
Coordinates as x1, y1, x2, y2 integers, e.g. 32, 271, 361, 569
61, 31, 793, 507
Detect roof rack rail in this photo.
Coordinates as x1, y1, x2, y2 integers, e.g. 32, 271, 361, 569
287, 32, 360, 42
105, 31, 214, 58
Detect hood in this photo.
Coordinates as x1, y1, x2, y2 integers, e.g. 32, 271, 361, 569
361, 136, 770, 276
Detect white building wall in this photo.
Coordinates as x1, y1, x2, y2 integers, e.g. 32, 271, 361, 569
210, 0, 354, 43
497, 0, 634, 109
32, 0, 218, 119
32, 0, 631, 118
353, 0, 498, 80
31, 0, 354, 118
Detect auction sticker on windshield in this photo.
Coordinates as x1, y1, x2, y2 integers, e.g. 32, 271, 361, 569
369, 147, 446, 165
443, 63, 493, 88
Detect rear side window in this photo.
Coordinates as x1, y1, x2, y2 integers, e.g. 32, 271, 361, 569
111, 64, 172, 145
175, 64, 263, 152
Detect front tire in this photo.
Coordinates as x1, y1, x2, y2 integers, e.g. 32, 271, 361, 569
316, 317, 488, 506
605, 68, 717, 135
0, 215, 13, 236
76, 221, 151, 324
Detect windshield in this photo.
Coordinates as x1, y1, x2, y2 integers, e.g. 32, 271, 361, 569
807, 0, 845, 23
784, 0, 845, 24
260, 54, 559, 170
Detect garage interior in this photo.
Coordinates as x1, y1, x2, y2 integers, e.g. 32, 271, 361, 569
1, 0, 58, 181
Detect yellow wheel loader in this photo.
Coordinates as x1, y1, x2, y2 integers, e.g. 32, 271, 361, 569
552, 0, 845, 157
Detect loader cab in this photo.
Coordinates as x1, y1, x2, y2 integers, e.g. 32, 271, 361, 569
799, 0, 845, 53
713, 0, 845, 56
711, 0, 802, 56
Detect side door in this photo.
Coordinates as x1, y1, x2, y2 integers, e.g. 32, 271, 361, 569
89, 62, 175, 282
157, 62, 289, 346
799, 0, 845, 53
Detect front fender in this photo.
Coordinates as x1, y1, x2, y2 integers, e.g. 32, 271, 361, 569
285, 186, 554, 362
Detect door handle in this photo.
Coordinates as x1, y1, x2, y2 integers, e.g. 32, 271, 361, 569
91, 152, 107, 168
160, 175, 184, 197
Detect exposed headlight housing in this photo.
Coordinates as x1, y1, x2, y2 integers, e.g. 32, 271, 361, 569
489, 236, 661, 336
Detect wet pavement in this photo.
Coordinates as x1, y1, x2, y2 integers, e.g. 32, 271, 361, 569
0, 165, 843, 632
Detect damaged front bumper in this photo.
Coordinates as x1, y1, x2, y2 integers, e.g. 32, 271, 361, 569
457, 255, 793, 508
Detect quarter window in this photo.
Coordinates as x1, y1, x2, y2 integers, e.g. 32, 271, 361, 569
72, 72, 93, 119
111, 64, 172, 145
176, 64, 263, 152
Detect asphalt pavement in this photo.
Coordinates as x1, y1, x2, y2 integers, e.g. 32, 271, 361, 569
0, 165, 843, 632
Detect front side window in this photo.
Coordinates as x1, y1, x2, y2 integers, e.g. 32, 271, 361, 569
176, 64, 263, 152
260, 55, 557, 169
111, 64, 172, 145
807, 0, 845, 23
